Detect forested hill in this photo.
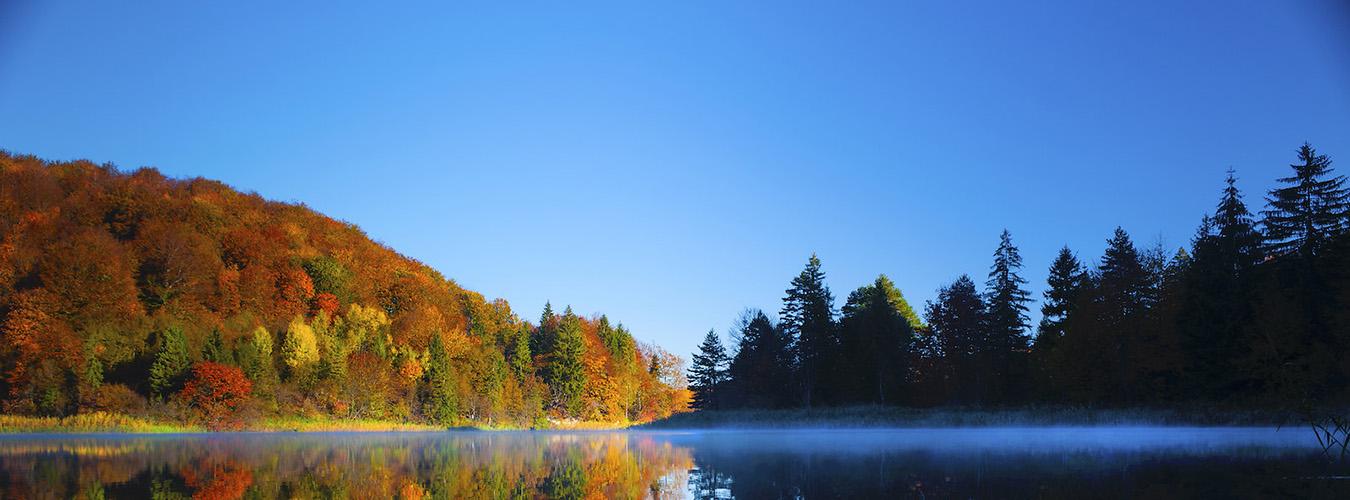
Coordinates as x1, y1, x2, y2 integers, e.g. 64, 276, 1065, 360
0, 151, 689, 428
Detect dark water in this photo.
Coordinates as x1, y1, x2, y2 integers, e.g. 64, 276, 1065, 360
0, 427, 1346, 499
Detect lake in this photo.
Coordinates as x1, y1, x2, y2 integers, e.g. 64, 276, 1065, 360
0, 427, 1345, 498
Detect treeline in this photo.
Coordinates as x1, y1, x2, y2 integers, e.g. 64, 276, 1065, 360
0, 152, 689, 428
689, 143, 1350, 410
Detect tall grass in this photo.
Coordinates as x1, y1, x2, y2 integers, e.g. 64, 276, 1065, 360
0, 412, 200, 433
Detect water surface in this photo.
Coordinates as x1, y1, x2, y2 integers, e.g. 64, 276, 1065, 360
0, 427, 1344, 498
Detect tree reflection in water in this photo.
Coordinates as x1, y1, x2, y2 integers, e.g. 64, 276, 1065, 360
1, 429, 1349, 499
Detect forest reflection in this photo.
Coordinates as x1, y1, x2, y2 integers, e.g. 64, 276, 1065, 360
0, 432, 692, 499
1, 429, 1348, 499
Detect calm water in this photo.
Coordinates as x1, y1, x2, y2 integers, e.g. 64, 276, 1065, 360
0, 427, 1345, 499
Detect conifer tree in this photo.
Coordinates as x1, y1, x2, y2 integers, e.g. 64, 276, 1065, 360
924, 275, 986, 405
727, 309, 794, 408
1036, 246, 1085, 351
149, 326, 191, 399
202, 330, 228, 364
508, 324, 532, 379
983, 230, 1032, 402
839, 275, 913, 404
423, 334, 458, 425
548, 307, 587, 416
1263, 143, 1348, 258
780, 254, 837, 407
687, 330, 729, 410
1096, 227, 1151, 402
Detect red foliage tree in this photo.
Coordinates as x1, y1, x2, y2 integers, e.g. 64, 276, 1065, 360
180, 362, 253, 430
311, 292, 339, 317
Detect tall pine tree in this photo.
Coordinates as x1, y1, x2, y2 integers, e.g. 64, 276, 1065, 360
687, 330, 729, 410
924, 275, 986, 405
839, 275, 914, 405
727, 309, 794, 408
983, 230, 1032, 402
780, 254, 838, 407
1262, 143, 1348, 258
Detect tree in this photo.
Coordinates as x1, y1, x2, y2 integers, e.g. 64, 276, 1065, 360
687, 330, 729, 410
1096, 227, 1152, 402
1262, 143, 1348, 258
780, 254, 837, 407
547, 307, 587, 416
924, 275, 986, 405
1036, 246, 1085, 351
727, 309, 794, 408
202, 330, 229, 364
149, 326, 191, 399
422, 333, 457, 425
280, 316, 319, 376
839, 275, 914, 404
180, 361, 253, 430
983, 230, 1032, 402
507, 324, 532, 380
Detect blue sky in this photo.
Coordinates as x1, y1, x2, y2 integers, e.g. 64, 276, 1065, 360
2, 1, 1348, 358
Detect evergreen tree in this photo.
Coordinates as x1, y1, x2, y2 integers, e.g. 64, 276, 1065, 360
1263, 143, 1349, 258
422, 334, 458, 425
983, 230, 1032, 402
924, 275, 986, 405
507, 324, 532, 380
726, 309, 794, 408
202, 330, 228, 364
1035, 246, 1085, 351
839, 275, 914, 404
780, 254, 838, 407
687, 330, 729, 410
149, 326, 191, 399
547, 307, 587, 416
1096, 227, 1151, 402
532, 301, 558, 358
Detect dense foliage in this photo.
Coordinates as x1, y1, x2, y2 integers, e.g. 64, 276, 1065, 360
690, 143, 1350, 410
0, 152, 688, 427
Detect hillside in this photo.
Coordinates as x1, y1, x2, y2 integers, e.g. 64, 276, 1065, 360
0, 151, 689, 429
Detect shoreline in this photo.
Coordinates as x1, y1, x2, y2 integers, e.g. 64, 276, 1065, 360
1, 406, 1315, 434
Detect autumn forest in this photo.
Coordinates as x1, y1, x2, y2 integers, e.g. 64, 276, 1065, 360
0, 151, 690, 430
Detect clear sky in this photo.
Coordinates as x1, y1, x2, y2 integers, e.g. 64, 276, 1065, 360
2, 1, 1348, 358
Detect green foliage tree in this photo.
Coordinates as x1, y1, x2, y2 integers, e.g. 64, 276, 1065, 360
687, 330, 729, 410
547, 307, 588, 416
780, 254, 837, 407
422, 334, 458, 425
149, 326, 191, 399
983, 230, 1032, 402
1262, 143, 1348, 258
839, 275, 914, 404
924, 275, 986, 405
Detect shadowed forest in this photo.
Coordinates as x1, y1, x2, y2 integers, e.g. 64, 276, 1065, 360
0, 151, 690, 429
688, 143, 1350, 414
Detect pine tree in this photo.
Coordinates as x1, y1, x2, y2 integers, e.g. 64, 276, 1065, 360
1263, 143, 1349, 258
983, 230, 1032, 402
149, 326, 191, 398
924, 275, 986, 405
1215, 169, 1265, 271
423, 334, 458, 425
780, 254, 837, 407
687, 330, 729, 410
202, 330, 228, 364
1036, 246, 1085, 350
727, 309, 794, 408
547, 307, 587, 416
1097, 227, 1151, 402
532, 301, 558, 358
508, 324, 532, 380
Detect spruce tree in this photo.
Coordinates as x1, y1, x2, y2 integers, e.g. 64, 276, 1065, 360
983, 230, 1032, 402
1262, 143, 1349, 258
202, 330, 228, 364
727, 309, 793, 408
1097, 227, 1150, 402
548, 307, 587, 416
1035, 246, 1085, 351
149, 326, 191, 399
532, 301, 558, 359
780, 254, 837, 407
924, 275, 987, 405
423, 334, 458, 425
508, 324, 532, 380
687, 330, 729, 410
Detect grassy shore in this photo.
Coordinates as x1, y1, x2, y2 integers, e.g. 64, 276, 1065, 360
0, 413, 639, 433
636, 405, 1302, 429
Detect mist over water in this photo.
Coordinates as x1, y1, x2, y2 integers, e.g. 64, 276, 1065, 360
0, 427, 1345, 498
